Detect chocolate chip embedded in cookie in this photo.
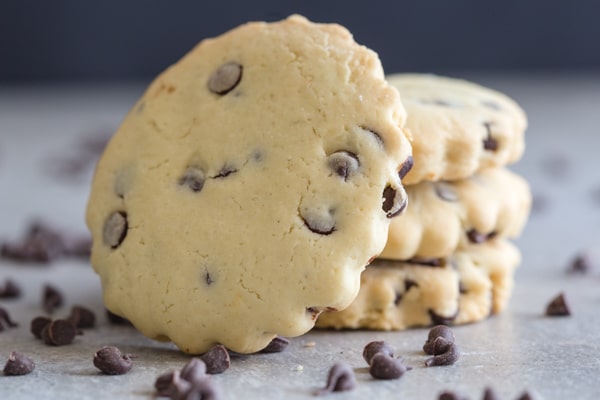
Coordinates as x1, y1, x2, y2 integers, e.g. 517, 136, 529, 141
85, 14, 412, 354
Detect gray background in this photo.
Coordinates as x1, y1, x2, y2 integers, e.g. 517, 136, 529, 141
1, 0, 600, 83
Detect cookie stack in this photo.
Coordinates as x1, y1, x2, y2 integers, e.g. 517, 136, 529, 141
317, 74, 531, 330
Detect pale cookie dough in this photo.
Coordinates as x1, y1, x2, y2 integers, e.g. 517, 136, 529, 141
86, 15, 412, 354
387, 73, 527, 185
381, 167, 531, 260
316, 239, 521, 330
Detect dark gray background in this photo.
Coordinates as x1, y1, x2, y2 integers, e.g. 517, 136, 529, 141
1, 0, 599, 82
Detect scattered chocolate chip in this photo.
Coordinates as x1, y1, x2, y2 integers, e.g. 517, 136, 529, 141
103, 211, 128, 249
180, 358, 207, 383
315, 362, 356, 396
155, 370, 180, 397
482, 122, 498, 151
481, 100, 503, 111
173, 376, 222, 400
93, 346, 133, 375
0, 279, 21, 299
428, 309, 457, 326
106, 309, 131, 325
545, 292, 570, 316
398, 156, 414, 179
567, 253, 593, 274
1, 222, 64, 263
0, 307, 19, 331
363, 341, 394, 364
483, 387, 500, 400
261, 336, 289, 353
208, 62, 243, 95
425, 337, 460, 367
438, 391, 468, 400
67, 305, 96, 329
467, 229, 497, 244
61, 235, 92, 258
200, 344, 230, 374
382, 185, 407, 218
167, 373, 193, 399
405, 257, 443, 267
204, 270, 214, 286
434, 182, 459, 202
369, 353, 408, 380
300, 208, 336, 235
327, 151, 360, 181
42, 319, 77, 346
30, 316, 52, 339
515, 391, 535, 400
3, 352, 35, 376
213, 165, 238, 179
423, 325, 456, 355
42, 284, 64, 314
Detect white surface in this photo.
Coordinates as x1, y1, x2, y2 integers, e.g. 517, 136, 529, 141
1, 74, 600, 399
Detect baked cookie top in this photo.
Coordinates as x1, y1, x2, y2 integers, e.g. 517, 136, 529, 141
381, 167, 531, 260
86, 15, 412, 354
387, 73, 527, 185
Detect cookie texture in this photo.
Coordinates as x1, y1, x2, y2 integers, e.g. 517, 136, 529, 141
381, 168, 531, 260
388, 73, 527, 185
86, 15, 412, 354
316, 239, 521, 330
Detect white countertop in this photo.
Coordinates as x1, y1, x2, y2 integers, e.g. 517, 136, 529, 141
1, 73, 600, 399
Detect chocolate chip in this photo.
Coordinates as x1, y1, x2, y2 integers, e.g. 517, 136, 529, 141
1, 222, 64, 263
515, 391, 535, 400
405, 257, 443, 267
67, 305, 96, 329
42, 319, 77, 346
394, 292, 403, 305
327, 151, 360, 181
103, 211, 128, 249
481, 100, 503, 111
438, 391, 468, 400
482, 122, 498, 151
93, 346, 133, 375
428, 309, 457, 326
180, 358, 207, 383
369, 353, 408, 380
155, 370, 179, 396
423, 325, 456, 355
42, 284, 64, 314
425, 337, 460, 367
200, 344, 230, 374
363, 341, 394, 364
300, 208, 336, 235
30, 316, 52, 339
483, 387, 500, 400
545, 292, 570, 316
467, 229, 497, 244
261, 336, 289, 353
172, 376, 222, 400
405, 279, 418, 292
106, 309, 131, 325
434, 182, 459, 202
207, 62, 243, 95
0, 279, 21, 299
3, 352, 35, 376
315, 362, 356, 395
567, 253, 593, 274
398, 156, 414, 179
213, 164, 238, 179
205, 270, 214, 286
0, 307, 18, 331
61, 235, 92, 258
459, 281, 467, 294
382, 185, 407, 218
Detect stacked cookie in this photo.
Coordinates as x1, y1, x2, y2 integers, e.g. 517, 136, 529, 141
317, 74, 531, 330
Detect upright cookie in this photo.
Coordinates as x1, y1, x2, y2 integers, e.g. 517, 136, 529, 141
381, 167, 531, 260
387, 73, 527, 185
316, 239, 521, 330
86, 15, 412, 354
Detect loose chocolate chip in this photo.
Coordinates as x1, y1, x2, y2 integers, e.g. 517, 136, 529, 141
42, 319, 77, 346
93, 346, 133, 375
204, 270, 214, 286
213, 165, 238, 179
423, 325, 456, 355
61, 235, 92, 258
363, 341, 394, 364
173, 376, 222, 400
261, 336, 290, 353
483, 387, 500, 400
481, 100, 503, 111
428, 309, 458, 326
103, 211, 128, 249
300, 208, 336, 235
515, 391, 535, 400
30, 316, 52, 339
545, 292, 570, 316
482, 122, 498, 151
1, 222, 64, 263
200, 344, 230, 374
567, 253, 593, 274
155, 370, 179, 397
434, 182, 459, 202
315, 362, 356, 396
425, 337, 460, 367
467, 229, 496, 244
438, 391, 468, 400
406, 257, 443, 267
3, 352, 35, 376
0, 279, 21, 299
207, 62, 243, 95
0, 307, 19, 331
398, 156, 414, 180
382, 185, 407, 218
67, 305, 96, 329
369, 353, 408, 380
327, 151, 360, 181
106, 309, 131, 325
42, 284, 64, 314
180, 358, 207, 383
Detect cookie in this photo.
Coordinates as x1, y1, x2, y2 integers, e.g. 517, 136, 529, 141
381, 167, 531, 260
85, 15, 412, 354
387, 73, 527, 185
316, 239, 521, 330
